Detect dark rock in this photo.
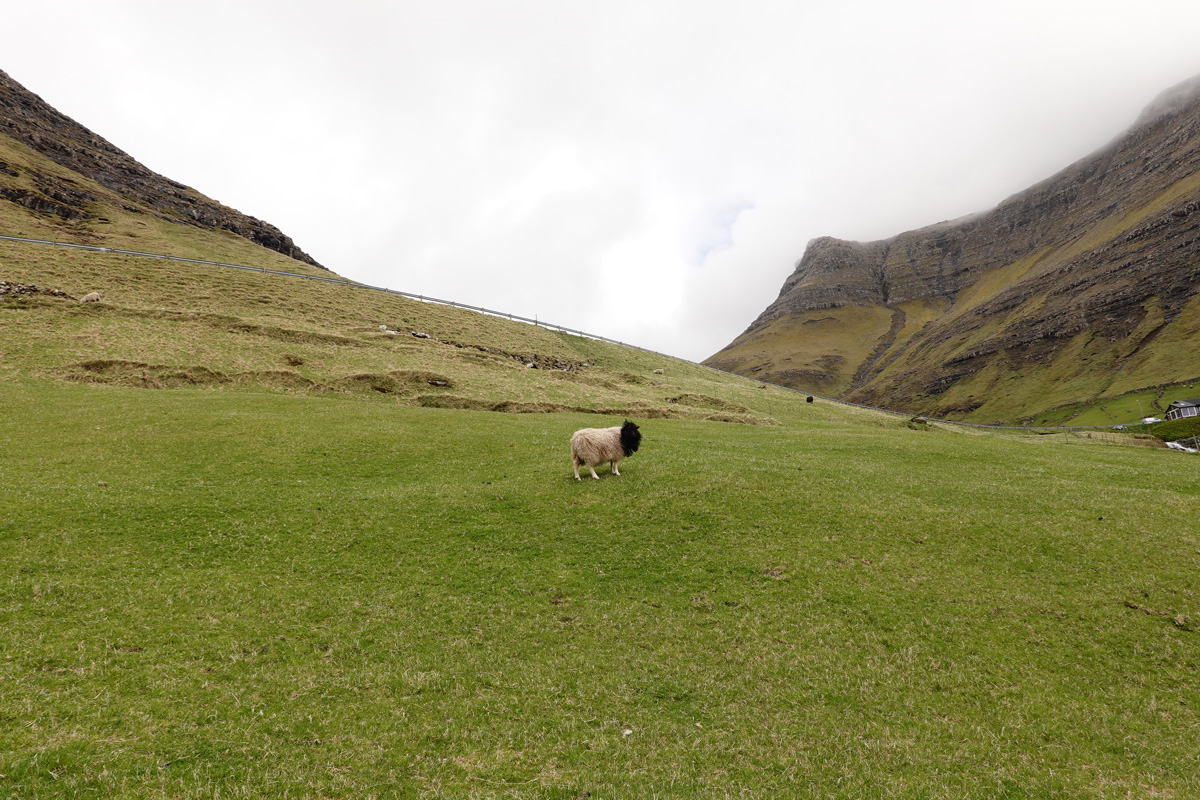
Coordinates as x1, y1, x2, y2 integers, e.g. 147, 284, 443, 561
0, 280, 76, 299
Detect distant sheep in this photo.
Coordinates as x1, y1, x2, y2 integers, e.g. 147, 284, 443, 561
570, 420, 641, 480
653, 369, 664, 375
81, 292, 101, 303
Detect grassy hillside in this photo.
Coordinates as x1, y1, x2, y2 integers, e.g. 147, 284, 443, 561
4, 123, 1200, 797
712, 250, 1200, 427
0, 236, 778, 425
0, 159, 778, 424
3, 380, 1198, 798
1, 117, 778, 425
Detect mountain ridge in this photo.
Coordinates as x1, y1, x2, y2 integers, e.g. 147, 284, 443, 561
0, 68, 322, 269
706, 73, 1200, 422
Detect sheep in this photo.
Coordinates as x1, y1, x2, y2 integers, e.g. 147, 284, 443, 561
81, 292, 101, 303
570, 420, 641, 480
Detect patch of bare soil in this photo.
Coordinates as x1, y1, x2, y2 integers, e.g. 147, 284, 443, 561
412, 394, 495, 411
325, 371, 455, 396
58, 360, 773, 423
64, 360, 230, 388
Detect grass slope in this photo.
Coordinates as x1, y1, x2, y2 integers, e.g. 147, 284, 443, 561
0, 234, 780, 425
2, 380, 1198, 798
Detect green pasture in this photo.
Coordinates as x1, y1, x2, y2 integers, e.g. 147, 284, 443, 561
3, 379, 1198, 799
1032, 382, 1200, 428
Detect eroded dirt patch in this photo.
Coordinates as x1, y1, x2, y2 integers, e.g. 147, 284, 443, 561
325, 371, 455, 396
65, 360, 230, 389
58, 360, 773, 423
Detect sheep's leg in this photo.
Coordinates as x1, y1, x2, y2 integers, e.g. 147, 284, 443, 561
588, 465, 600, 480
573, 456, 582, 481
611, 461, 621, 476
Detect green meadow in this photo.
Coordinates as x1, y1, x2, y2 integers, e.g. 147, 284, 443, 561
1, 143, 1199, 795
1030, 383, 1200, 428
3, 377, 1198, 799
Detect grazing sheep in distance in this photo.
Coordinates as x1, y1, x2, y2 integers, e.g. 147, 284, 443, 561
570, 420, 641, 480
81, 292, 101, 303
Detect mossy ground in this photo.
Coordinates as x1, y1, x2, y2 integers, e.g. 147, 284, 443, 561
2, 379, 1198, 798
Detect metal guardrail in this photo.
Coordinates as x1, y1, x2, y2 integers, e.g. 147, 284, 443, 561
0, 232, 1166, 434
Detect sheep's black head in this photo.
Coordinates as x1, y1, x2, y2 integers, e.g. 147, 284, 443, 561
620, 420, 641, 457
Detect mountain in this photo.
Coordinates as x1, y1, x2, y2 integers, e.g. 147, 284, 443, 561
705, 75, 1200, 423
0, 68, 781, 425
0, 68, 321, 268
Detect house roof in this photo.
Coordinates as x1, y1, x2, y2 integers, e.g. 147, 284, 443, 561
1167, 398, 1200, 409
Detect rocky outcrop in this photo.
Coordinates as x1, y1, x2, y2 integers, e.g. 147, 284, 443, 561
0, 69, 323, 270
0, 280, 75, 299
707, 74, 1200, 421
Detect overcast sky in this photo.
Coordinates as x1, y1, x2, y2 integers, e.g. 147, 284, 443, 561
7, 2, 1200, 361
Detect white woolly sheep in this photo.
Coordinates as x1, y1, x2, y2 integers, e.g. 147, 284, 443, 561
570, 420, 642, 480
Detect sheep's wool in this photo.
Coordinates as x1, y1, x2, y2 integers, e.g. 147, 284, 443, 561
570, 421, 640, 480
570, 426, 626, 468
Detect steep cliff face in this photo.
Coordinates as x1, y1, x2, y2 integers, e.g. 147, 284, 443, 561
706, 75, 1200, 422
0, 69, 322, 269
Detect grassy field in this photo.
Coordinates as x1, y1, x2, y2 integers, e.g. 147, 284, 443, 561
3, 378, 1198, 799
1030, 383, 1200, 428
4, 126, 1200, 797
